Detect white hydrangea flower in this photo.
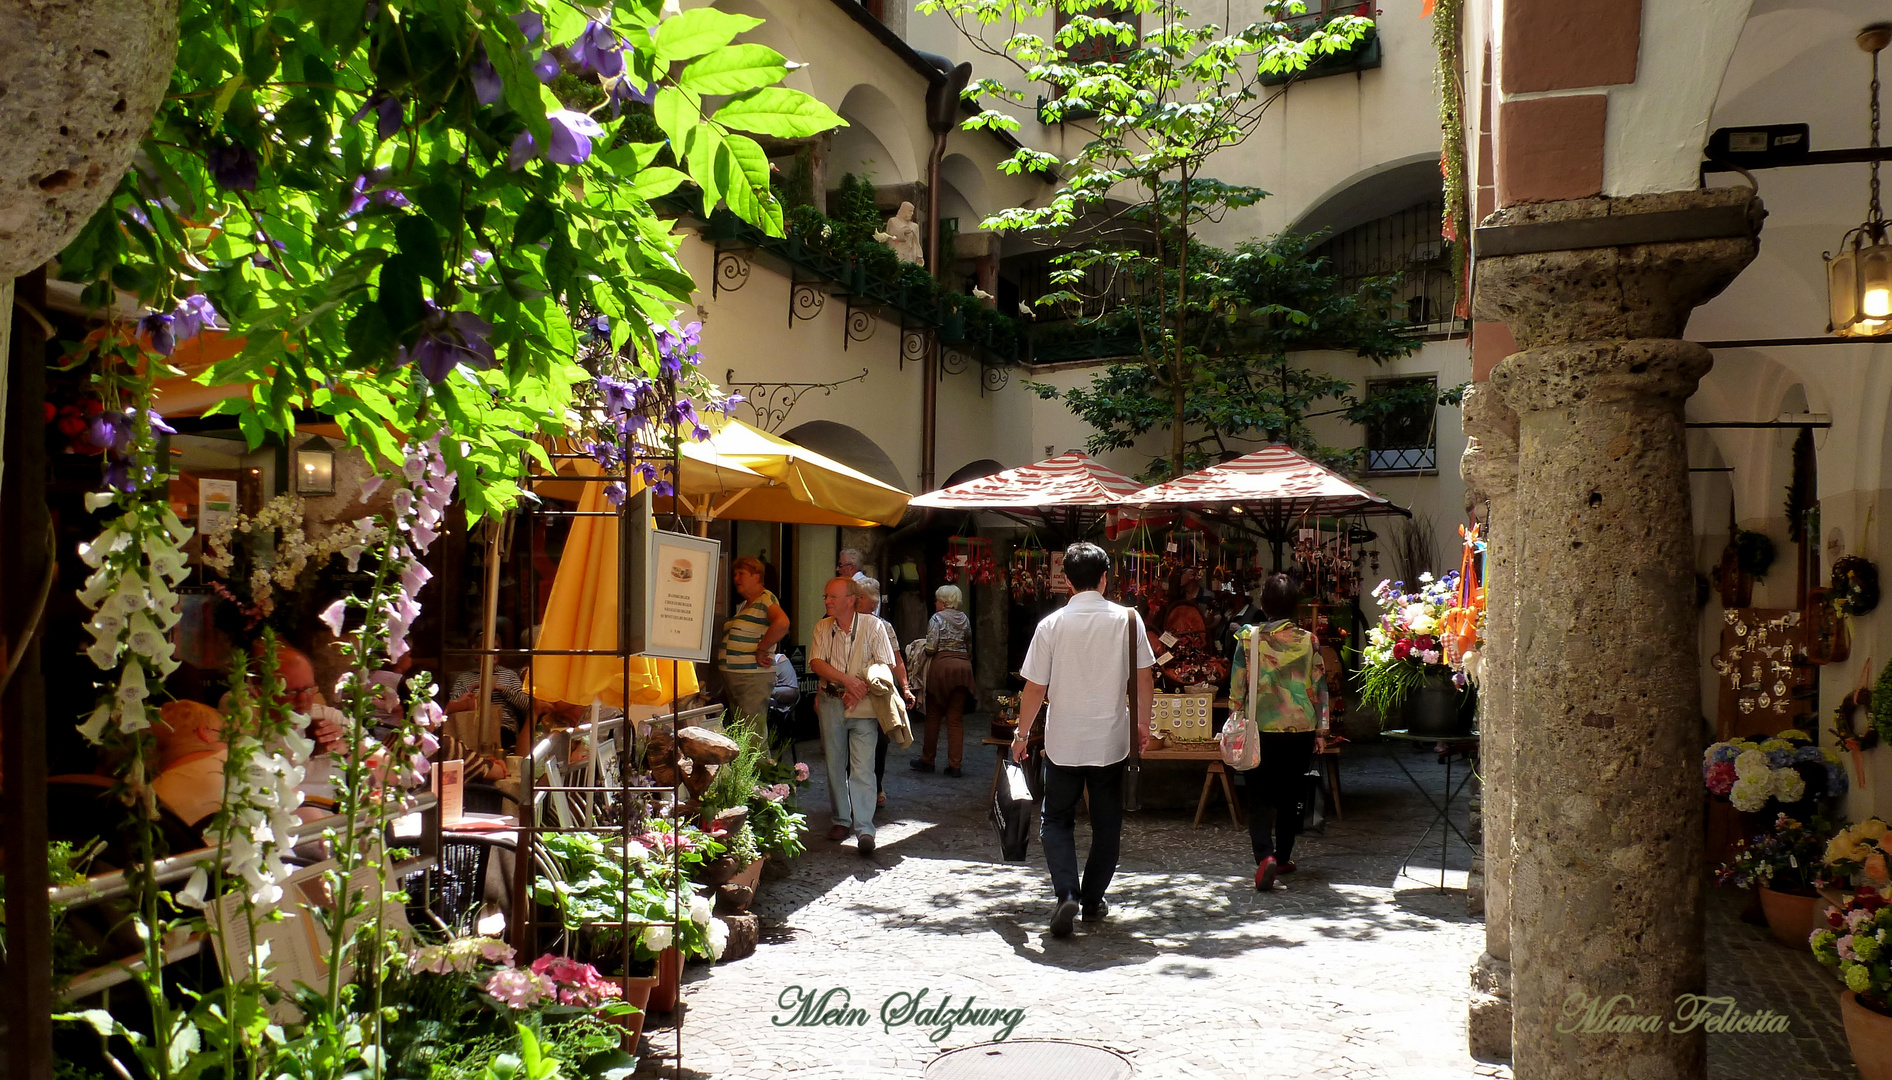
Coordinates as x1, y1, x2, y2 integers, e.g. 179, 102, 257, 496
1733, 748, 1771, 780
642, 923, 673, 953
706, 917, 729, 962
1772, 768, 1806, 804
1730, 775, 1772, 812
689, 893, 713, 925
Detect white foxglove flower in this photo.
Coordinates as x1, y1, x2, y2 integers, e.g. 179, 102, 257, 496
78, 703, 114, 743
84, 491, 117, 512
127, 613, 168, 659
175, 867, 210, 910
107, 581, 149, 617
149, 544, 188, 584
319, 600, 348, 636
86, 638, 121, 670
116, 661, 149, 710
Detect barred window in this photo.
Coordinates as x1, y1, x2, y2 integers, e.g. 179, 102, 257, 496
1364, 376, 1438, 474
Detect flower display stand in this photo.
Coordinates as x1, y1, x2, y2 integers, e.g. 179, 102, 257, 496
1841, 992, 1892, 1080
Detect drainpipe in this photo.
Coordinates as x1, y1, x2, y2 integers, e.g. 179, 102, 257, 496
921, 61, 972, 492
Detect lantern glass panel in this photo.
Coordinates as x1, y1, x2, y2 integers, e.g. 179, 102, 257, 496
296, 446, 335, 494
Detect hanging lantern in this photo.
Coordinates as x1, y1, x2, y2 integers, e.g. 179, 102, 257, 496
1827, 25, 1892, 338
296, 434, 337, 495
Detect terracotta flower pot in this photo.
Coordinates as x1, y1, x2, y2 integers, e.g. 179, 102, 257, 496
612, 974, 657, 1046
1841, 991, 1892, 1080
715, 858, 766, 914
695, 854, 741, 886
648, 946, 682, 1013
1759, 886, 1821, 949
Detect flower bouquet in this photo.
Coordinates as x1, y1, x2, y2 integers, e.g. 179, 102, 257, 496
1826, 819, 1892, 891
1702, 729, 1846, 813
1357, 572, 1476, 734
1810, 887, 1892, 1021
1718, 813, 1839, 894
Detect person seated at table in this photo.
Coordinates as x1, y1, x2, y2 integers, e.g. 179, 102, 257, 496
150, 699, 232, 833
771, 651, 802, 710
911, 585, 974, 777
1227, 573, 1329, 892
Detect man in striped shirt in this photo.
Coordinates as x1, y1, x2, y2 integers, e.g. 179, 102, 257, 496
720, 555, 790, 734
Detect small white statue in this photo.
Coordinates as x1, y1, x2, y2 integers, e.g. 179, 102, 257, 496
873, 201, 925, 265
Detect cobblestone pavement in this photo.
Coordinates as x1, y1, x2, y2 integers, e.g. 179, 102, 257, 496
632, 736, 1860, 1080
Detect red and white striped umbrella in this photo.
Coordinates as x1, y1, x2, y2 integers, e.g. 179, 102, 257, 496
1126, 444, 1407, 517
908, 451, 1143, 509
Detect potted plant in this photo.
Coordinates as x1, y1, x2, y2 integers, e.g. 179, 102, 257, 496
1810, 885, 1892, 1080
750, 737, 812, 878
1357, 573, 1477, 737
1717, 813, 1840, 948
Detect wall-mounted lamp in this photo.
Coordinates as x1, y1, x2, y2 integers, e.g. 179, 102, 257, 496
296, 434, 336, 496
1826, 24, 1892, 337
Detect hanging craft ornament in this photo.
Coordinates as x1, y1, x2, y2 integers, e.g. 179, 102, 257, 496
1833, 661, 1878, 785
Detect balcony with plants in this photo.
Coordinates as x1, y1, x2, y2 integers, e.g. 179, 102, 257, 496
1259, 3, 1382, 85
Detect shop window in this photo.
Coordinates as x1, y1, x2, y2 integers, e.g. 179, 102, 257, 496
1363, 376, 1438, 474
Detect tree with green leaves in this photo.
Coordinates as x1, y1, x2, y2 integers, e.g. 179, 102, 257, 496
54, 0, 843, 517
1031, 233, 1459, 479
917, 0, 1378, 477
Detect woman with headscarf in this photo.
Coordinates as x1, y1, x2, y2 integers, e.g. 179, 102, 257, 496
912, 584, 975, 777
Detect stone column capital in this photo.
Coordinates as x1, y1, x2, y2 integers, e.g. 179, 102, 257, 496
1460, 384, 1520, 505
1491, 338, 1712, 416
1472, 189, 1762, 350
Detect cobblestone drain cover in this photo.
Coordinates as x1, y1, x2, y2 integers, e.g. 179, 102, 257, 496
925, 1040, 1133, 1080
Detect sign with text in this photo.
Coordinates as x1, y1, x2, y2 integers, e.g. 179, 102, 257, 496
618, 486, 720, 661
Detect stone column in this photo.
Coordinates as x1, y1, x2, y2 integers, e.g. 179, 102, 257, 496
1474, 190, 1760, 1080
1461, 384, 1519, 1064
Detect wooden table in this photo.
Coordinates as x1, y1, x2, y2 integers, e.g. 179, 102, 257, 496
1141, 744, 1244, 829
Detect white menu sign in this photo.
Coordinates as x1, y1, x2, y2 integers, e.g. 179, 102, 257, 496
644, 530, 719, 661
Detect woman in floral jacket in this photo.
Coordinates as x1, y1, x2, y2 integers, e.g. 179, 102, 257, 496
1227, 573, 1329, 891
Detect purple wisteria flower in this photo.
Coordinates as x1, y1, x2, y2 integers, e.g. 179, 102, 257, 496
374, 189, 410, 208
514, 11, 544, 44
534, 50, 561, 82
607, 76, 657, 118
139, 313, 175, 356
352, 93, 404, 138
398, 302, 498, 383
584, 314, 611, 343
568, 22, 625, 77
508, 111, 606, 169
655, 320, 705, 377
547, 110, 605, 165
207, 144, 258, 191
470, 48, 504, 105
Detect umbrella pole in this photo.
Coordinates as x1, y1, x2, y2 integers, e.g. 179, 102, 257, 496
475, 515, 504, 750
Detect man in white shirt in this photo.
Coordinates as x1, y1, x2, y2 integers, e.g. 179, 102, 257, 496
1013, 542, 1156, 937
809, 576, 895, 856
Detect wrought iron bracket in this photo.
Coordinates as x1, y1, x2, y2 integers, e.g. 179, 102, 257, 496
724, 367, 868, 432
900, 326, 932, 371
844, 302, 878, 350
713, 246, 752, 298
789, 279, 826, 326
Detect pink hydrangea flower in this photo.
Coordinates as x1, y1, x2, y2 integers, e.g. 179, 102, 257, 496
794, 762, 810, 782
485, 968, 553, 1010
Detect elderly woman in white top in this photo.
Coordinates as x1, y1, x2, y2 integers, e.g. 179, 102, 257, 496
911, 584, 976, 776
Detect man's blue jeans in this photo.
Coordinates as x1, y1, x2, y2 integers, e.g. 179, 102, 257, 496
1040, 756, 1125, 906
817, 693, 878, 837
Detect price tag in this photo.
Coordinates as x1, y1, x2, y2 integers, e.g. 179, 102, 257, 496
1159, 631, 1178, 647
1155, 651, 1174, 666
1166, 542, 1178, 553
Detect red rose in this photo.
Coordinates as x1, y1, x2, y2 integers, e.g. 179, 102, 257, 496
1392, 641, 1412, 660
1416, 635, 1435, 651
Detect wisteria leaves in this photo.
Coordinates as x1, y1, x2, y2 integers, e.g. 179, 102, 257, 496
55, 0, 844, 520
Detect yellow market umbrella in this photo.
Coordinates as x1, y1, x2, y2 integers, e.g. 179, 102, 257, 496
667, 415, 912, 528
529, 438, 772, 504
532, 464, 702, 709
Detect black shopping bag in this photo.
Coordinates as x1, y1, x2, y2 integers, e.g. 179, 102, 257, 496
991, 759, 1034, 861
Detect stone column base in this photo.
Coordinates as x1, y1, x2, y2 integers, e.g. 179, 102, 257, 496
1468, 951, 1512, 1063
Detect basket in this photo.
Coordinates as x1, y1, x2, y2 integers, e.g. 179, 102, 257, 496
1150, 692, 1216, 743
